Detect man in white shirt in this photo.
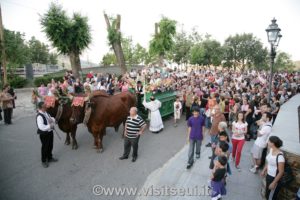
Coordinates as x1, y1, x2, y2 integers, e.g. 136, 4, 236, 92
36, 102, 58, 168
250, 112, 273, 173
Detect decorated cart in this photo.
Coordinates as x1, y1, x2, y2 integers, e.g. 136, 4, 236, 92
128, 77, 177, 120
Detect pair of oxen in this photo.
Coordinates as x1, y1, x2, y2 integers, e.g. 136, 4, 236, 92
46, 91, 136, 152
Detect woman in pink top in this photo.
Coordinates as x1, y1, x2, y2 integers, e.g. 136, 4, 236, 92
241, 98, 249, 112
231, 111, 248, 171
38, 84, 47, 97
121, 81, 129, 92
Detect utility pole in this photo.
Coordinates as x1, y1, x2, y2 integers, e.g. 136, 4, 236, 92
0, 4, 7, 85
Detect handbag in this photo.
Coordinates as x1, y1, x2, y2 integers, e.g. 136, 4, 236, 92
276, 153, 293, 186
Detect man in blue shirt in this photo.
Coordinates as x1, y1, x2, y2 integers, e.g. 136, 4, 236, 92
187, 108, 205, 169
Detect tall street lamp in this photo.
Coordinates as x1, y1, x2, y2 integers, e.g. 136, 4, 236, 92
266, 18, 282, 103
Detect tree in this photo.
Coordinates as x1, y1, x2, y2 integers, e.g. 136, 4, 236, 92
201, 36, 223, 67
149, 17, 176, 66
188, 36, 223, 67
172, 30, 193, 65
121, 36, 134, 67
28, 36, 49, 64
104, 13, 126, 74
132, 43, 147, 65
119, 36, 147, 67
48, 52, 58, 65
223, 33, 267, 71
188, 27, 203, 44
189, 43, 206, 66
101, 53, 117, 66
274, 52, 295, 72
40, 3, 91, 79
1, 29, 30, 70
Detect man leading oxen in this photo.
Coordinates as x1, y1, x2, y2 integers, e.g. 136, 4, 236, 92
69, 91, 136, 152
44, 94, 79, 150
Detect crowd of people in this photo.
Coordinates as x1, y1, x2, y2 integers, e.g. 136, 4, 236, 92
19, 65, 300, 199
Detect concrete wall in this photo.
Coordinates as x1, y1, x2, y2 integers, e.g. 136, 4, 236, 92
262, 94, 300, 199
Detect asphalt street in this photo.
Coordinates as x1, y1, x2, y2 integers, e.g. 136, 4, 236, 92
0, 115, 187, 200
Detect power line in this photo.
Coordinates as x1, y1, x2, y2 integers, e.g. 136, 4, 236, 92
1, 0, 39, 11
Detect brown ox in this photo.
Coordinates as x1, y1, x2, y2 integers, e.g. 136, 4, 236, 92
70, 91, 136, 152
46, 98, 79, 149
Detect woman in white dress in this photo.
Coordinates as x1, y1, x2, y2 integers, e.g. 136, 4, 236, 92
173, 97, 182, 126
143, 96, 164, 133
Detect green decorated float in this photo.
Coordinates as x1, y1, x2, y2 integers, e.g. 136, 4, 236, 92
128, 77, 177, 120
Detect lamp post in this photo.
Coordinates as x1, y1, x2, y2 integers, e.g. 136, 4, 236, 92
266, 18, 282, 103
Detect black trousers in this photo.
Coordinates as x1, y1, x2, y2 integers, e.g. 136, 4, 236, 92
39, 131, 54, 163
3, 108, 12, 124
123, 136, 140, 158
266, 174, 282, 200
186, 107, 191, 120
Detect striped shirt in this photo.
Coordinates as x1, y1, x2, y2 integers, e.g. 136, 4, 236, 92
126, 115, 145, 138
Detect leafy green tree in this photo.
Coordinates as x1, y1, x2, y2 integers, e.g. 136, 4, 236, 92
274, 52, 295, 72
121, 36, 148, 66
149, 17, 176, 66
101, 53, 117, 66
223, 33, 267, 71
144, 51, 158, 65
188, 27, 203, 44
1, 29, 30, 69
201, 37, 223, 67
189, 43, 206, 65
172, 30, 193, 65
28, 36, 49, 64
188, 36, 223, 67
40, 3, 91, 79
132, 43, 147, 64
48, 52, 58, 65
122, 36, 134, 67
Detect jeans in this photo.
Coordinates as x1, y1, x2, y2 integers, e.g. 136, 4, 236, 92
188, 139, 202, 164
205, 117, 212, 128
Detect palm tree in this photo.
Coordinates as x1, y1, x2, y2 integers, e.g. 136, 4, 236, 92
40, 3, 91, 79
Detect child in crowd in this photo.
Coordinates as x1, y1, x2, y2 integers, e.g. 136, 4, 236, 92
211, 155, 228, 200
218, 131, 232, 176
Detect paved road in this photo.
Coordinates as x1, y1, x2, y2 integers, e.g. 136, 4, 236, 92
0, 115, 187, 200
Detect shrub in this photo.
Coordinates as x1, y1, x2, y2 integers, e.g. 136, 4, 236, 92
8, 76, 27, 88
34, 76, 64, 87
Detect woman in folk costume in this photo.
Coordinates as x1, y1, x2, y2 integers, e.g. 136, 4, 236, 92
143, 96, 164, 134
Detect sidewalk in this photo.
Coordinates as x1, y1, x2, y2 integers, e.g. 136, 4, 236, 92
136, 133, 263, 200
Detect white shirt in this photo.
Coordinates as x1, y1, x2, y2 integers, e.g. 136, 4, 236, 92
174, 101, 182, 111
255, 122, 272, 148
266, 148, 285, 177
37, 111, 55, 132
232, 121, 248, 140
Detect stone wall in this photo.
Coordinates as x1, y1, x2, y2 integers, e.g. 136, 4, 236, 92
261, 150, 300, 200
278, 150, 300, 200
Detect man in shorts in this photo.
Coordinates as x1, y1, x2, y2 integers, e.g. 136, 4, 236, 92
249, 112, 272, 173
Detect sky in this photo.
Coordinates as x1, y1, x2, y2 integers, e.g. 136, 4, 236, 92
2, 0, 300, 64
